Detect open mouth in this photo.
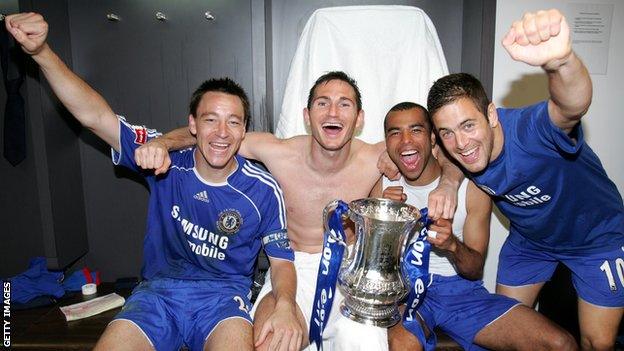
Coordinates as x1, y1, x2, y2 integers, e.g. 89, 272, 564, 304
399, 149, 420, 170
458, 147, 479, 164
209, 142, 230, 152
322, 122, 344, 136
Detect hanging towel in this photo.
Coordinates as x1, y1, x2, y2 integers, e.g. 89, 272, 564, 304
275, 5, 449, 144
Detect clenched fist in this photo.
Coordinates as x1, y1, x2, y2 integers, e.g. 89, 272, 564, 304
502, 9, 572, 70
135, 138, 172, 175
5, 12, 48, 55
426, 218, 457, 253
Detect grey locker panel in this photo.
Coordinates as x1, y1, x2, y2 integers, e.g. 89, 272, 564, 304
0, 0, 47, 277
1, 0, 89, 275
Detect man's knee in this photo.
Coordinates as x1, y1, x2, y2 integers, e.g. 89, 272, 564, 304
94, 320, 153, 351
580, 333, 614, 351
388, 324, 422, 351
252, 294, 276, 351
546, 329, 577, 351
253, 292, 277, 330
206, 318, 253, 351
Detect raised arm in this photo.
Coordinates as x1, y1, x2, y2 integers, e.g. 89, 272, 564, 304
427, 181, 491, 280
6, 13, 120, 150
502, 9, 592, 133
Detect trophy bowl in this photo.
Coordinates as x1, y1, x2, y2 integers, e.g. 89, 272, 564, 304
324, 198, 422, 327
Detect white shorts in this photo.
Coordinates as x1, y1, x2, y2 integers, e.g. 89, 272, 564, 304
252, 250, 388, 351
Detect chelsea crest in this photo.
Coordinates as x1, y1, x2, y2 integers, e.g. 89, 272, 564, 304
217, 209, 242, 234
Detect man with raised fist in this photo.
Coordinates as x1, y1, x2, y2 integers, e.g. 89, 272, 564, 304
5, 12, 301, 351
428, 9, 624, 350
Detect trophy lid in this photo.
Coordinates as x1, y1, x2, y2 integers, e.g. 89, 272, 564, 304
349, 198, 420, 223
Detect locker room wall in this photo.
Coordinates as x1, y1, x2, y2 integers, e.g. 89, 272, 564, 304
1, 0, 496, 281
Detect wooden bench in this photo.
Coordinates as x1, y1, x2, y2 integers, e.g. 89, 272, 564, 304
10, 283, 461, 350
10, 283, 126, 350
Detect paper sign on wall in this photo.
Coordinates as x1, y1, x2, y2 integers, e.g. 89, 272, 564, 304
566, 3, 614, 75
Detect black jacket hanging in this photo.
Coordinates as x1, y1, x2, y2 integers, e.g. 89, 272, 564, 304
1, 24, 27, 166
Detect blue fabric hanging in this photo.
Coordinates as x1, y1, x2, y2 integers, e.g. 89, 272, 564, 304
3, 257, 65, 304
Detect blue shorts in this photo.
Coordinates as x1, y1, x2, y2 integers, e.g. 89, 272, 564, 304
413, 275, 520, 351
497, 232, 624, 307
113, 278, 252, 351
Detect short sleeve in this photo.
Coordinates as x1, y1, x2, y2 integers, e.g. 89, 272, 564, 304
111, 116, 162, 172
523, 101, 584, 155
258, 181, 294, 262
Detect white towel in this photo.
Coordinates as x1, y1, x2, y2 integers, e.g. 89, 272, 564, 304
275, 5, 449, 144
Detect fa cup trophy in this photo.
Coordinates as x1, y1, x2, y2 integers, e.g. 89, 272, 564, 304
323, 198, 424, 327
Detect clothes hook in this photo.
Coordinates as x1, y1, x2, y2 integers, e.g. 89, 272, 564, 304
156, 12, 167, 21
205, 11, 215, 21
106, 13, 120, 21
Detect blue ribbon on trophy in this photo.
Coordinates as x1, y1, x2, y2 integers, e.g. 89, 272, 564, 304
309, 200, 348, 350
401, 208, 433, 347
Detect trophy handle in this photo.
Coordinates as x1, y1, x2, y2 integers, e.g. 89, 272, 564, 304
323, 199, 349, 252
399, 219, 420, 262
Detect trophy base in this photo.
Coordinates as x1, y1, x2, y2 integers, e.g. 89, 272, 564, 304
339, 300, 401, 328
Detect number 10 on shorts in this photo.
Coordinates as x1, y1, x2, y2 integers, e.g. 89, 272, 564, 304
600, 257, 624, 292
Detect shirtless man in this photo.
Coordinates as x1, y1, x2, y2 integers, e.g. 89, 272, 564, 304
136, 71, 462, 350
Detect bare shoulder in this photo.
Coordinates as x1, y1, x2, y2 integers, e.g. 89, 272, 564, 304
346, 139, 385, 183
352, 139, 385, 162
283, 135, 309, 145
279, 135, 308, 155
244, 132, 304, 156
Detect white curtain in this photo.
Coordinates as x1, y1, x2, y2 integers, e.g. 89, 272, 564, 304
275, 5, 449, 144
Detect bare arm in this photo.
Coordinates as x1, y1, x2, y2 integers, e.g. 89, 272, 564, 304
136, 127, 285, 173
502, 9, 592, 133
451, 181, 492, 279
150, 127, 195, 150
428, 143, 464, 220
255, 258, 302, 350
238, 132, 284, 161
427, 181, 491, 280
151, 127, 283, 160
370, 178, 383, 197
545, 52, 591, 133
6, 13, 120, 150
134, 127, 194, 173
375, 142, 400, 181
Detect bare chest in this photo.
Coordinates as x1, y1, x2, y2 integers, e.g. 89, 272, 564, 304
273, 162, 377, 227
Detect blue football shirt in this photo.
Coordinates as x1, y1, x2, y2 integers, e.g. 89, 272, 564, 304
111, 117, 294, 286
471, 101, 624, 251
